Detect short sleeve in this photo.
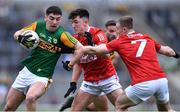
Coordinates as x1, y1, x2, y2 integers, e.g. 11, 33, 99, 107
60, 32, 78, 49
93, 31, 108, 45
22, 22, 37, 31
152, 39, 161, 51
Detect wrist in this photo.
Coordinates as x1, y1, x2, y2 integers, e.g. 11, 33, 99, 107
70, 82, 77, 86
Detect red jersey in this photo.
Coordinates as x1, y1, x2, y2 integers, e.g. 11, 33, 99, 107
106, 31, 166, 85
73, 26, 116, 81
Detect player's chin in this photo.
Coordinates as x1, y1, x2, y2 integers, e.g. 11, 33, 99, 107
50, 26, 58, 31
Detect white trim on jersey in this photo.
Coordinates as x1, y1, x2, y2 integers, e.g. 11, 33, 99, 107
97, 33, 105, 41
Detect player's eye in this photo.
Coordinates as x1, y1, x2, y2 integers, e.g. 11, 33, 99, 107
72, 20, 78, 23
49, 16, 55, 20
56, 17, 60, 21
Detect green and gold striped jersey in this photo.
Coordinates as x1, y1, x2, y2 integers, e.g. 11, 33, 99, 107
20, 20, 77, 78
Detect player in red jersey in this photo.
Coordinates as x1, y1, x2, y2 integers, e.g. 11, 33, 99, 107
105, 20, 120, 64
59, 19, 120, 111
62, 9, 123, 111
105, 20, 118, 42
69, 16, 179, 112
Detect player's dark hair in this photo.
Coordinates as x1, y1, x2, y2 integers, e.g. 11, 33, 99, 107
68, 8, 89, 19
46, 6, 62, 15
118, 16, 133, 29
105, 20, 116, 28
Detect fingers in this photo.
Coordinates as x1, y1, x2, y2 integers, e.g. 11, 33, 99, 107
64, 82, 77, 98
22, 41, 34, 47
26, 34, 33, 38
173, 52, 179, 59
72, 89, 76, 94
62, 61, 72, 71
64, 89, 71, 98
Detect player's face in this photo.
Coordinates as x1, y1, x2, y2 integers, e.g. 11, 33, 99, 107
45, 13, 62, 32
70, 16, 87, 35
106, 25, 118, 37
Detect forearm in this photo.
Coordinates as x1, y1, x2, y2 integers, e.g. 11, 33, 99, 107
158, 46, 177, 57
69, 46, 97, 66
71, 64, 82, 82
69, 45, 109, 66
69, 48, 84, 67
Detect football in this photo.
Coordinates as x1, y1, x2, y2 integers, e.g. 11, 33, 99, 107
20, 30, 40, 50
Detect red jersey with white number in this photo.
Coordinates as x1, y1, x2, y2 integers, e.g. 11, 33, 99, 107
106, 32, 166, 85
73, 26, 116, 81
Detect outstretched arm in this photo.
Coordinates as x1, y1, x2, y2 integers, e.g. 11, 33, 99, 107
69, 44, 110, 67
158, 45, 179, 58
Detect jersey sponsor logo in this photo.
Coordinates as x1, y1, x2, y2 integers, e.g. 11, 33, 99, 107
80, 54, 97, 63
38, 39, 61, 53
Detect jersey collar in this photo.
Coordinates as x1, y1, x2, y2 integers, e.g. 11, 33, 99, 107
127, 30, 135, 34
87, 26, 91, 32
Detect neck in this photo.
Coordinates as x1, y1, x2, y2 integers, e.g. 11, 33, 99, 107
78, 25, 90, 37
127, 29, 135, 34
85, 25, 90, 32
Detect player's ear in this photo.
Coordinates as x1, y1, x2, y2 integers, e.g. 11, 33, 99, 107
84, 18, 89, 24
123, 27, 128, 33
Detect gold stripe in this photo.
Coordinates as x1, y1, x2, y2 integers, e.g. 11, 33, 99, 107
60, 32, 77, 48
22, 22, 37, 31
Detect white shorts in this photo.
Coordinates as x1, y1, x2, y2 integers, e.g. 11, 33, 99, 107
12, 67, 51, 95
125, 78, 169, 104
80, 75, 122, 96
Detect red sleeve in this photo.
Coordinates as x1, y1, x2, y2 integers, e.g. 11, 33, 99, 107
145, 34, 161, 52
152, 38, 161, 51
106, 39, 119, 52
93, 31, 108, 45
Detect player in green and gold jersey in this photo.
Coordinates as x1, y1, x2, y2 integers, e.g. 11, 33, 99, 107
4, 6, 83, 111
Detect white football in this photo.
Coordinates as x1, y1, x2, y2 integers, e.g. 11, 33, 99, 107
20, 30, 40, 50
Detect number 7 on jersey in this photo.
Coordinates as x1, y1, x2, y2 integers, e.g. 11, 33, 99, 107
131, 39, 147, 57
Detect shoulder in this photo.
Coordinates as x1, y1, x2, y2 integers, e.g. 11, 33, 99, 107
56, 26, 66, 35
36, 19, 45, 25
89, 26, 103, 35
143, 34, 151, 38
